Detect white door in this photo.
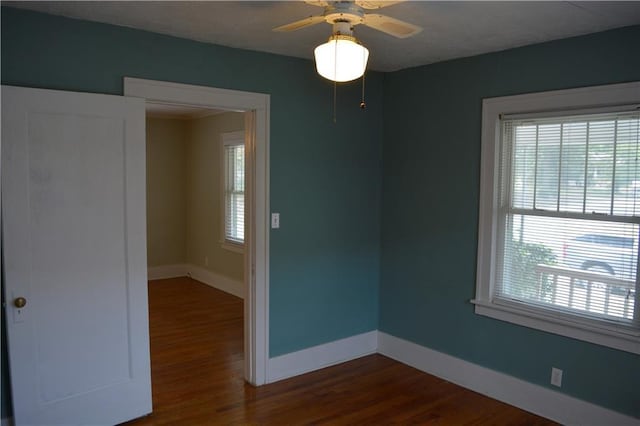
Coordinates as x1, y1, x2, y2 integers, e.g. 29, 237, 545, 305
2, 86, 152, 425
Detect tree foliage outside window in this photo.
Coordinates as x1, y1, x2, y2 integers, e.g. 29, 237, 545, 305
507, 240, 557, 301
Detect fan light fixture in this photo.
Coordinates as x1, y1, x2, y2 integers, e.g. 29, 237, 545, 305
273, 1, 423, 118
274, 1, 423, 84
314, 33, 369, 82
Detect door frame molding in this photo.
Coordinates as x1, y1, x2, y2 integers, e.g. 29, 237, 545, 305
124, 77, 270, 385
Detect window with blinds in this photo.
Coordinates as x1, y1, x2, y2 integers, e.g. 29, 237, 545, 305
497, 110, 639, 325
223, 137, 245, 245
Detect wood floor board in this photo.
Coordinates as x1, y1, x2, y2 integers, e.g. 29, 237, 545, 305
124, 277, 555, 425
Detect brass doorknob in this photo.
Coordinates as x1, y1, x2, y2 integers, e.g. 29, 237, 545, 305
14, 297, 27, 308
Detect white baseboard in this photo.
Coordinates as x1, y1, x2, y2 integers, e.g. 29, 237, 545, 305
267, 330, 378, 384
186, 264, 244, 299
378, 332, 638, 426
146, 263, 244, 299
147, 264, 187, 280
143, 268, 638, 424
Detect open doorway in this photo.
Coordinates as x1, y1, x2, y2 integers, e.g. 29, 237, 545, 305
144, 103, 247, 401
145, 104, 246, 297
124, 78, 271, 386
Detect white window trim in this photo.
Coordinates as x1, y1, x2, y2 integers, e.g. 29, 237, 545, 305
473, 81, 640, 355
221, 130, 245, 253
221, 240, 244, 253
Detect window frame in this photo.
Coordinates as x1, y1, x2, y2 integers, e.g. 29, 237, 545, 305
474, 81, 640, 355
220, 130, 245, 253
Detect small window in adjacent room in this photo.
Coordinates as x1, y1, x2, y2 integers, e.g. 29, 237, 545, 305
221, 131, 245, 252
474, 82, 640, 354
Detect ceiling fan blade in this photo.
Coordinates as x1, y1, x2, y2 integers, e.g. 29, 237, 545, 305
363, 13, 422, 38
273, 15, 326, 32
356, 0, 404, 10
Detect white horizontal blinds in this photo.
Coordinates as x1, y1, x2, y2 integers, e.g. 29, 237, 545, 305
499, 110, 640, 324
613, 117, 640, 216
224, 142, 245, 243
508, 112, 640, 215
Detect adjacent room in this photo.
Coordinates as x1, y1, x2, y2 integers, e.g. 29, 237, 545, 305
144, 104, 248, 420
145, 104, 246, 293
1, 1, 639, 425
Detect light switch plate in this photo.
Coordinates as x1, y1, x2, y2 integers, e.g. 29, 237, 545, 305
271, 213, 280, 229
551, 367, 563, 387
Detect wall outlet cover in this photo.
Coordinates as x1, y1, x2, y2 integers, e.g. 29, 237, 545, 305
551, 367, 563, 387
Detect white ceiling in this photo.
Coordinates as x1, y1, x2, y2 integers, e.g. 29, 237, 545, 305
5, 1, 640, 72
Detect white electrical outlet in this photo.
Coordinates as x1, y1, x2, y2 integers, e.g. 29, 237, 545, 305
271, 213, 280, 229
551, 367, 563, 387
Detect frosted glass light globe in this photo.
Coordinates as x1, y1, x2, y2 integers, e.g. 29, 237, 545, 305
314, 35, 369, 83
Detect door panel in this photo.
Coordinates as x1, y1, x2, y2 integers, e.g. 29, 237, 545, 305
2, 85, 151, 425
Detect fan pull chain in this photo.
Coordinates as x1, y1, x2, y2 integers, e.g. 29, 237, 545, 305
333, 38, 338, 123
333, 79, 337, 123
360, 71, 366, 109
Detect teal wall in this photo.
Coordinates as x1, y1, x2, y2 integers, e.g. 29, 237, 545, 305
380, 25, 640, 418
0, 7, 382, 418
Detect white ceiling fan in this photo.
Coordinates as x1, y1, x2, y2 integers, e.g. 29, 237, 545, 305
274, 1, 422, 83
274, 0, 422, 39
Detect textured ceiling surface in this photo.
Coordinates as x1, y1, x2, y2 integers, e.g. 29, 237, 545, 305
5, 1, 640, 71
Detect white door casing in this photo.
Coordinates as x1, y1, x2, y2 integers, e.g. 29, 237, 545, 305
2, 85, 152, 425
123, 77, 270, 385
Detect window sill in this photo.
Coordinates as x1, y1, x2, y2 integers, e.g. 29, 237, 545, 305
221, 241, 244, 254
471, 298, 640, 355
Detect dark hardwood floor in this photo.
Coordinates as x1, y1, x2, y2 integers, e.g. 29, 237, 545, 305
125, 277, 555, 425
